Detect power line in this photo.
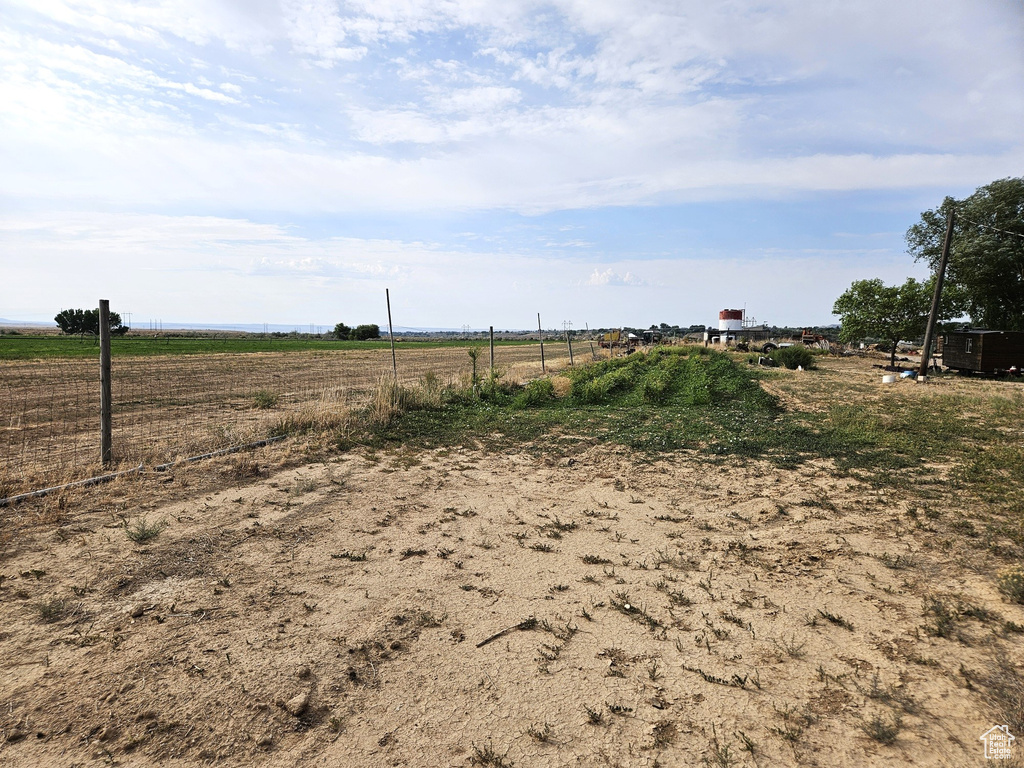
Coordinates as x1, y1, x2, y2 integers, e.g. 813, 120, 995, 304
957, 216, 1024, 241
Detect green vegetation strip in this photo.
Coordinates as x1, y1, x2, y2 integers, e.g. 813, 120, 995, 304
0, 335, 536, 360
349, 347, 1023, 526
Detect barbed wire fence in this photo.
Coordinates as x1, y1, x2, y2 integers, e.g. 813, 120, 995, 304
0, 338, 579, 500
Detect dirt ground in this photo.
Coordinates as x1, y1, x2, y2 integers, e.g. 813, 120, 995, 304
2, 355, 1023, 767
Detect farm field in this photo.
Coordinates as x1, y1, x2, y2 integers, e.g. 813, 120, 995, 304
0, 334, 538, 361
0, 342, 564, 497
1, 353, 1023, 767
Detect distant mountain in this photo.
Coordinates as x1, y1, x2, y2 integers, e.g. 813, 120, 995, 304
0, 318, 530, 333
0, 318, 50, 327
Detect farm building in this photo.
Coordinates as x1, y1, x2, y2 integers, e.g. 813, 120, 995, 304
939, 330, 1024, 374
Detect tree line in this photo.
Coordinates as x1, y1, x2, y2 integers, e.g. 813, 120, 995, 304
833, 177, 1024, 365
333, 323, 381, 340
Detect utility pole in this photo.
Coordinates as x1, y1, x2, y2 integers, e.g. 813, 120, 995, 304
919, 208, 955, 378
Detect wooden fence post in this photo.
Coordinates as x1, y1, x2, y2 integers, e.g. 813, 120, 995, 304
99, 299, 112, 467
489, 326, 494, 382
538, 313, 545, 374
566, 330, 574, 366
386, 289, 398, 381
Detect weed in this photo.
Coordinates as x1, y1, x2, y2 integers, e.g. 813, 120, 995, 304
548, 516, 578, 532
997, 566, 1024, 604
817, 609, 854, 631
862, 673, 917, 713
651, 719, 676, 747
399, 548, 428, 560
525, 722, 553, 743
647, 660, 662, 681
774, 635, 807, 659
331, 550, 368, 562
584, 705, 605, 725
610, 591, 662, 631
769, 724, 804, 743
581, 554, 611, 565
878, 552, 917, 570
470, 740, 513, 767
683, 664, 748, 689
530, 543, 555, 553
705, 725, 736, 767
861, 712, 902, 744
291, 477, 317, 495
251, 389, 279, 409
124, 516, 168, 544
34, 597, 72, 623
736, 731, 756, 756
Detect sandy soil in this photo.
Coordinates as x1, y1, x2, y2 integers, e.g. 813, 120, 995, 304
2, 358, 1023, 767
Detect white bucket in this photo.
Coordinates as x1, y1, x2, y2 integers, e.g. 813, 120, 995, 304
881, 374, 896, 384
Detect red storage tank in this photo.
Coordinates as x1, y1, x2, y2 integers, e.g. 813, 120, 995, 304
719, 309, 743, 332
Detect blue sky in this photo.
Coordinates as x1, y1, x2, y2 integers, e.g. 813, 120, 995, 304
1, 0, 1022, 330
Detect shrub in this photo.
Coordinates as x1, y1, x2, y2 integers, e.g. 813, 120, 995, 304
124, 516, 168, 544
770, 346, 816, 370
514, 378, 556, 408
998, 566, 1024, 604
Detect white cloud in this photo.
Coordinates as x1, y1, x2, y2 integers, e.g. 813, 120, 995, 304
1, 0, 1021, 331
0, 211, 932, 327
585, 268, 645, 287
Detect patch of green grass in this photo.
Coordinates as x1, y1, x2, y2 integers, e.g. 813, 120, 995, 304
252, 389, 279, 409
0, 335, 539, 360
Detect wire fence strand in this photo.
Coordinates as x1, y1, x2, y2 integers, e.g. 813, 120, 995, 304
1, 342, 580, 496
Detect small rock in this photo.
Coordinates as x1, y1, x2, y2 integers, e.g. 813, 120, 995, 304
129, 604, 146, 619
97, 725, 118, 742
284, 691, 310, 717
254, 732, 273, 748
295, 665, 311, 679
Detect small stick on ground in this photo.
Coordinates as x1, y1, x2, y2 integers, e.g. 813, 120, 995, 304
476, 617, 538, 648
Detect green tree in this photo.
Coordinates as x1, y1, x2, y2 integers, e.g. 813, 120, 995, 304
352, 324, 380, 340
55, 308, 128, 339
906, 177, 1024, 331
832, 278, 933, 367
333, 322, 352, 340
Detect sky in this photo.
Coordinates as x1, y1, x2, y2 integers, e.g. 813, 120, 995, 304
1, 0, 1022, 331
